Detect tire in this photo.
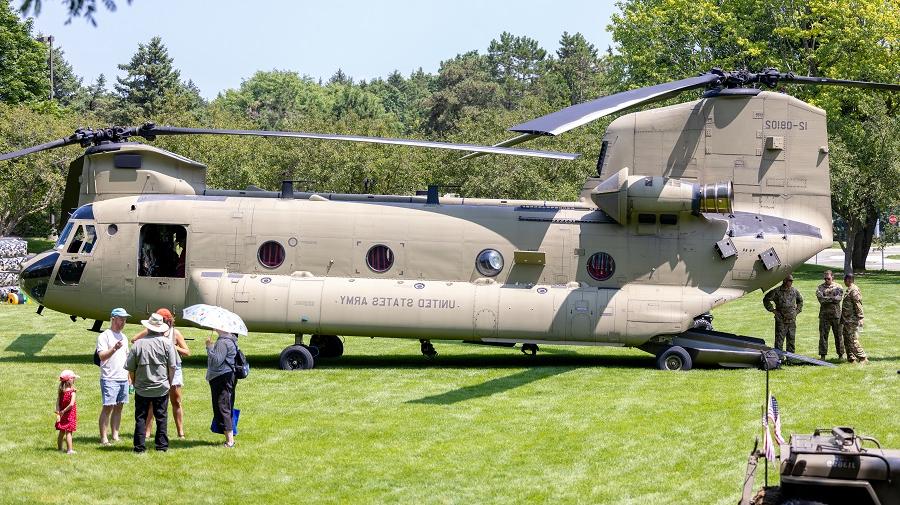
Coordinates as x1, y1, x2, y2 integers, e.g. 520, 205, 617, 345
309, 334, 343, 358
656, 346, 692, 371
279, 345, 315, 371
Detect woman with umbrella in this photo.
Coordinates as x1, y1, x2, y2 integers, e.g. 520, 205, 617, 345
182, 304, 247, 448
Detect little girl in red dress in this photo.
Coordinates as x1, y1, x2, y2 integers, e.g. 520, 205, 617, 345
55, 370, 79, 454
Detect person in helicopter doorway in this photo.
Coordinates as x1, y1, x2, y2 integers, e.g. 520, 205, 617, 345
762, 274, 803, 353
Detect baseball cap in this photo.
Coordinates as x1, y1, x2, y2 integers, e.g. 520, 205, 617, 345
110, 307, 131, 318
59, 369, 79, 381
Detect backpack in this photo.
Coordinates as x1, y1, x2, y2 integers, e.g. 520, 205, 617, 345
230, 340, 249, 379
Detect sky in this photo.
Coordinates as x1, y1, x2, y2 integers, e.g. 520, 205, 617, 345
22, 0, 618, 100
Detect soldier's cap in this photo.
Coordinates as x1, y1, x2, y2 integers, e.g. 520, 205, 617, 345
784, 274, 794, 282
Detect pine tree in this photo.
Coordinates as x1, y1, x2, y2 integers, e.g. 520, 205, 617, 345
49, 46, 83, 105
115, 36, 182, 117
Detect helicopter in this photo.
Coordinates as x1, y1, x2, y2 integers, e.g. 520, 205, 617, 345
4, 68, 898, 371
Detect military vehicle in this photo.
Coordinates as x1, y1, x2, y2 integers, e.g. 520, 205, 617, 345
741, 427, 900, 505
3, 68, 898, 370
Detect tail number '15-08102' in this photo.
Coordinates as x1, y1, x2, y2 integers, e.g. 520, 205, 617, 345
765, 120, 807, 130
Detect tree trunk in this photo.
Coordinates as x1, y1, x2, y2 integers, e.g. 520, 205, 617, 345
851, 212, 879, 272
843, 221, 857, 274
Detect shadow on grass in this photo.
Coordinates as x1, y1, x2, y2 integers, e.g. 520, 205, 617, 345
256, 352, 655, 370
0, 348, 656, 370
66, 435, 222, 451
407, 366, 574, 405
4, 333, 54, 356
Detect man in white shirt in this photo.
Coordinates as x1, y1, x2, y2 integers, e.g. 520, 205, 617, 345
97, 307, 131, 445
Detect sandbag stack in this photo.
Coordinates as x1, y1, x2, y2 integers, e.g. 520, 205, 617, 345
0, 237, 28, 300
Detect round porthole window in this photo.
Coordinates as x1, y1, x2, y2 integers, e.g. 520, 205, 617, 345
475, 249, 504, 277
258, 241, 286, 269
107, 224, 118, 236
366, 244, 394, 273
586, 252, 616, 281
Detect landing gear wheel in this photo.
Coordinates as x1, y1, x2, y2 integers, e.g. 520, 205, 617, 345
420, 339, 437, 359
521, 343, 539, 355
309, 334, 343, 358
656, 346, 692, 371
279, 344, 315, 370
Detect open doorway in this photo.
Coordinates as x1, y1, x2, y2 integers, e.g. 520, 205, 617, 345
139, 224, 187, 278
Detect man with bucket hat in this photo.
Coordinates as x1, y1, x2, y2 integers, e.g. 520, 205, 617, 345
97, 307, 131, 445
125, 312, 178, 452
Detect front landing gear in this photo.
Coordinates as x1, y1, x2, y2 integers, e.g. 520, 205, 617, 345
420, 339, 437, 359
279, 344, 315, 370
521, 343, 539, 355
309, 334, 344, 358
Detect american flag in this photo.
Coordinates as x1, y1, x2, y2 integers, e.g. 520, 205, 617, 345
762, 411, 776, 462
768, 394, 785, 445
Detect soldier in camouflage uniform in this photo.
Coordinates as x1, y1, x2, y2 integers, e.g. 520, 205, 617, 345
840, 274, 868, 364
815, 270, 844, 361
763, 274, 803, 353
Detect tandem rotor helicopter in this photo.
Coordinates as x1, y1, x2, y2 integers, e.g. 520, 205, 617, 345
4, 68, 899, 371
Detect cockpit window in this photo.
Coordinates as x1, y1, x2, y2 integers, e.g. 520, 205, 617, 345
55, 222, 74, 250
60, 224, 97, 254
139, 224, 187, 278
64, 225, 98, 255
70, 204, 94, 220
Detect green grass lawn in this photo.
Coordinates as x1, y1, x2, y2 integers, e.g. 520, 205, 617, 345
0, 264, 896, 504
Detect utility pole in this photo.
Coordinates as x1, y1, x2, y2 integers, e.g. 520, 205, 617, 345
36, 35, 55, 100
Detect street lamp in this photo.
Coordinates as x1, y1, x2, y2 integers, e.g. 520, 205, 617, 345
35, 35, 54, 100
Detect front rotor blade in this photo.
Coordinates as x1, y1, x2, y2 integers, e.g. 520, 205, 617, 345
509, 73, 722, 136
141, 126, 580, 160
0, 137, 77, 162
777, 74, 900, 91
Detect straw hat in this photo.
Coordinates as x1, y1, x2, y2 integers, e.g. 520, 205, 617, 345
141, 313, 170, 333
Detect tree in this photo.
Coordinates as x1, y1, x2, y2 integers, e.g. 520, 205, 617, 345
424, 51, 500, 133
608, 0, 900, 272
487, 32, 547, 109
0, 2, 50, 103
217, 70, 332, 129
18, 0, 132, 26
546, 32, 604, 106
48, 45, 83, 105
115, 36, 184, 119
0, 102, 79, 235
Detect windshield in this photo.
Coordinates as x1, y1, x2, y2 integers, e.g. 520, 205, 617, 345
55, 222, 74, 250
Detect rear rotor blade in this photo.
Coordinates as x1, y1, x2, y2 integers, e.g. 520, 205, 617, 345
0, 137, 78, 162
509, 73, 722, 136
140, 125, 579, 160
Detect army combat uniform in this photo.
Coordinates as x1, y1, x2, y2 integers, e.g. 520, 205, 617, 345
840, 284, 867, 363
815, 282, 844, 359
763, 285, 803, 353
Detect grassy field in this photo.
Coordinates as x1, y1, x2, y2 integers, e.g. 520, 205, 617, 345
0, 264, 896, 504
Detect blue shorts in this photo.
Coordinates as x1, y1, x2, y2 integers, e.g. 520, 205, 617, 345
100, 379, 129, 406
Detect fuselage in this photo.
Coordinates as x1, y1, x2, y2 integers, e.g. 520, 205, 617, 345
22, 188, 828, 347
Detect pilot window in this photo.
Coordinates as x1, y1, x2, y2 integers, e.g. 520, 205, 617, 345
139, 224, 187, 278
65, 225, 97, 254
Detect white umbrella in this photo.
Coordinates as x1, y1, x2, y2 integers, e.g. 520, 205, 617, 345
182, 304, 248, 336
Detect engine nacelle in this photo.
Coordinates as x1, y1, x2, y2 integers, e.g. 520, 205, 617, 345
590, 167, 732, 224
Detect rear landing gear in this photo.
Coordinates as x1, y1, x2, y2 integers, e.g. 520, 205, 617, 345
521, 343, 539, 355
656, 346, 692, 371
420, 339, 437, 358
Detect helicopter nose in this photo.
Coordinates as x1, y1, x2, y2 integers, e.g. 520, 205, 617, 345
19, 251, 59, 303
